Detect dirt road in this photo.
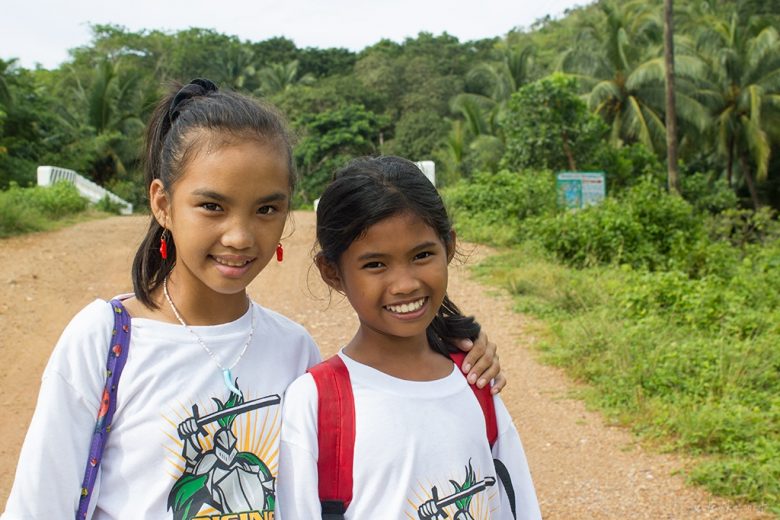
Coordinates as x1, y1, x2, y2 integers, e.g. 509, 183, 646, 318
0, 213, 770, 518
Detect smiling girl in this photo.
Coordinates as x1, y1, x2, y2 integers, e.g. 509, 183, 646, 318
277, 156, 541, 519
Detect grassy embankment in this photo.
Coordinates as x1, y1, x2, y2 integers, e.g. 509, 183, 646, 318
445, 172, 780, 515
0, 182, 120, 238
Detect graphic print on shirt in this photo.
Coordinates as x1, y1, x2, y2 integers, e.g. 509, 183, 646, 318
166, 382, 281, 520
414, 460, 496, 520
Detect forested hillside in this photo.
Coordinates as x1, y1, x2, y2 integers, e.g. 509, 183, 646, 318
1, 0, 779, 210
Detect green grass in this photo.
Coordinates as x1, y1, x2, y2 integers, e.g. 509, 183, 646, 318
0, 182, 114, 238
471, 244, 780, 515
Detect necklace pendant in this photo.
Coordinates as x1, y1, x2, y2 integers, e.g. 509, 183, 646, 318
223, 368, 242, 398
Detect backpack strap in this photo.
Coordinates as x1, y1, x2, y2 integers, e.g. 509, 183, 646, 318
449, 351, 498, 447
76, 299, 131, 519
451, 352, 516, 517
308, 355, 355, 519
309, 352, 498, 519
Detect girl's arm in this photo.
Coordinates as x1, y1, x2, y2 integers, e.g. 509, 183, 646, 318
2, 300, 111, 519
2, 373, 98, 519
491, 396, 543, 520
276, 374, 323, 519
452, 330, 507, 393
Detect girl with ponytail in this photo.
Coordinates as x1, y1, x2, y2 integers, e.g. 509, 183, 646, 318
277, 156, 541, 519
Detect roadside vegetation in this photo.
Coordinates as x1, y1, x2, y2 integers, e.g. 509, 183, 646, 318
0, 182, 121, 237
447, 172, 780, 511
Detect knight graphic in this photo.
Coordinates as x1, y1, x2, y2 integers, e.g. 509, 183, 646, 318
167, 386, 281, 520
417, 460, 494, 520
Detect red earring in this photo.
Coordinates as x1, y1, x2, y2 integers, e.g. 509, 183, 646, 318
276, 243, 284, 262
160, 229, 169, 260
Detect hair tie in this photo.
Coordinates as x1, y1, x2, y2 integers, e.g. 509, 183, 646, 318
168, 78, 218, 126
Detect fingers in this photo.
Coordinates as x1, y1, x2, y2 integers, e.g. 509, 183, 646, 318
453, 331, 506, 392
490, 370, 507, 395
461, 331, 492, 384
452, 335, 477, 376
177, 418, 198, 439
177, 422, 189, 440
473, 351, 501, 390
451, 336, 474, 353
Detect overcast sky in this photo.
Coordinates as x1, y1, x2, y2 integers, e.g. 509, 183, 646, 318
2, 0, 589, 70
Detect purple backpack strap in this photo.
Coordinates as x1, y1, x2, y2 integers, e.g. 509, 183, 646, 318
76, 299, 131, 519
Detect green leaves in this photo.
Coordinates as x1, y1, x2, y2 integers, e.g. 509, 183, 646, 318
501, 74, 608, 172
473, 219, 780, 510
294, 104, 388, 203
0, 182, 89, 237
255, 60, 315, 97
443, 169, 557, 246
528, 176, 700, 269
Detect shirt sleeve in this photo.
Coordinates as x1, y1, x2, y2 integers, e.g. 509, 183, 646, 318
2, 300, 113, 520
305, 338, 323, 369
491, 395, 543, 520
276, 373, 322, 519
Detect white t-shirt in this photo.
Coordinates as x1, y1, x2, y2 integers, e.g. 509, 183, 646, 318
277, 351, 542, 520
2, 297, 320, 520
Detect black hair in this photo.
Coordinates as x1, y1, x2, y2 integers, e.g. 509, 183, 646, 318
315, 155, 480, 357
132, 78, 296, 308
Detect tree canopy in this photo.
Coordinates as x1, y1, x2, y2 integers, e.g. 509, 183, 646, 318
0, 0, 778, 208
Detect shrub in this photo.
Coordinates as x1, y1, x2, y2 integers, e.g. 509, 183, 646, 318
0, 182, 89, 237
474, 244, 780, 511
681, 172, 739, 214
24, 181, 88, 218
0, 192, 45, 237
527, 177, 702, 269
708, 207, 780, 248
501, 74, 608, 173
592, 143, 664, 194
444, 169, 557, 245
94, 195, 125, 214
106, 175, 144, 212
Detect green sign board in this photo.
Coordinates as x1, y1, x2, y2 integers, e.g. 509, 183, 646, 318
556, 172, 606, 209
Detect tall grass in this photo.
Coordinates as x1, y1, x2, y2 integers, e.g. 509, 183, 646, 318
0, 182, 90, 237
472, 243, 780, 513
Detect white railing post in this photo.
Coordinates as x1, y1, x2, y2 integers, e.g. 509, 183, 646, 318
415, 160, 436, 186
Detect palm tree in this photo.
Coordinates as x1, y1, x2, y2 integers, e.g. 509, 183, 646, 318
561, 1, 709, 155
694, 13, 780, 207
441, 119, 468, 179
468, 44, 536, 105
61, 59, 148, 184
664, 0, 681, 194
449, 93, 495, 138
220, 45, 258, 91
450, 42, 536, 142
445, 42, 536, 175
255, 60, 314, 97
0, 58, 17, 108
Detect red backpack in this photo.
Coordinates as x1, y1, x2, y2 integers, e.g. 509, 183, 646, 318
308, 351, 499, 520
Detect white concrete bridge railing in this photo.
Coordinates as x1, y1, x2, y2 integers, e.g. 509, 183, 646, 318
37, 166, 133, 215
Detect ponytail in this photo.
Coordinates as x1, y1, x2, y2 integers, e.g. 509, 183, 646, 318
426, 295, 481, 357
131, 81, 185, 309
131, 219, 175, 309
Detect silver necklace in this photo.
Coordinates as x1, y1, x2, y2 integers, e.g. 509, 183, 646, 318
163, 276, 254, 397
